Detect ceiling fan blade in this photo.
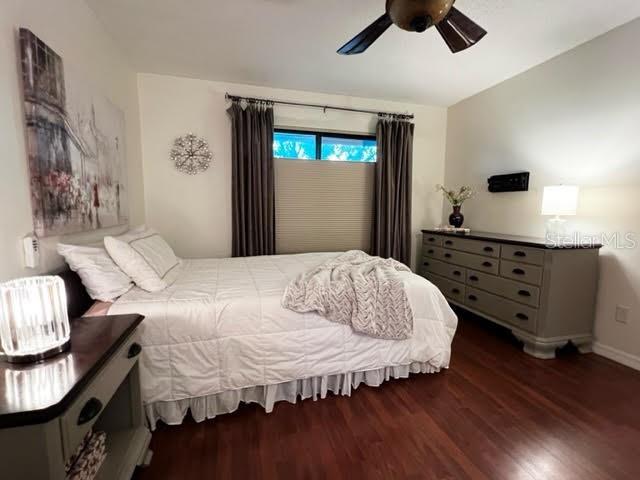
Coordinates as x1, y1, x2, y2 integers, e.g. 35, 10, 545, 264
436, 7, 487, 53
338, 13, 393, 55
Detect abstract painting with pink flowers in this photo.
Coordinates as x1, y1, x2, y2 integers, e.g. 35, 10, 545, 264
19, 28, 128, 237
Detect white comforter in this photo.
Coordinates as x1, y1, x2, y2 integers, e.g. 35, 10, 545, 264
109, 253, 458, 405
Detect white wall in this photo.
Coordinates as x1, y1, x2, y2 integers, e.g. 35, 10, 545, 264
444, 19, 640, 365
0, 0, 145, 280
137, 74, 448, 270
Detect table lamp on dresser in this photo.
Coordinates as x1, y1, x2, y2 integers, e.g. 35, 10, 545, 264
0, 275, 71, 363
541, 185, 579, 240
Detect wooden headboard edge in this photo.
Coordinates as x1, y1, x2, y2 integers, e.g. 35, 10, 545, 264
52, 267, 93, 320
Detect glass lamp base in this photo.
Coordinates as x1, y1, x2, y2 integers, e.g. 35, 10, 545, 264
545, 216, 567, 240
2, 340, 71, 364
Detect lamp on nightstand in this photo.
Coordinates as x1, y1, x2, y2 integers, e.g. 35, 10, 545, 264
541, 185, 579, 239
0, 276, 71, 363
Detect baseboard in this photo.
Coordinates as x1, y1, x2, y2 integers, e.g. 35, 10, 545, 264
593, 342, 640, 371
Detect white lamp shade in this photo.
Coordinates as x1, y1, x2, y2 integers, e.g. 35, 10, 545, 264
541, 186, 579, 216
0, 276, 71, 361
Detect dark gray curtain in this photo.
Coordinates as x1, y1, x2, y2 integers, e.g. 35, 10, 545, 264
227, 101, 275, 257
371, 118, 414, 266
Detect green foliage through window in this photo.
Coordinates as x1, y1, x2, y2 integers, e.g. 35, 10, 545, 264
274, 130, 377, 163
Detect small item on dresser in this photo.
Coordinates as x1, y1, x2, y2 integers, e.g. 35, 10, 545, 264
66, 430, 107, 480
436, 184, 475, 228
435, 226, 471, 234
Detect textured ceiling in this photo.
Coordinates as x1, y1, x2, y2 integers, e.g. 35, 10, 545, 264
87, 0, 640, 106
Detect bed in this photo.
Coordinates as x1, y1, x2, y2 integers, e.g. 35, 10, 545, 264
93, 252, 457, 428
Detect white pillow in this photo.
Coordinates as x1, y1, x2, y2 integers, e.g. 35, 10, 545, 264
57, 244, 134, 302
104, 228, 180, 292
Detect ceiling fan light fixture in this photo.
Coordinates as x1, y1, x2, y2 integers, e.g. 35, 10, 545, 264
337, 1, 486, 55
410, 15, 432, 33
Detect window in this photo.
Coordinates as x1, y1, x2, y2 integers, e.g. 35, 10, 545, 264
274, 129, 377, 163
273, 129, 376, 254
272, 131, 316, 160
321, 136, 377, 162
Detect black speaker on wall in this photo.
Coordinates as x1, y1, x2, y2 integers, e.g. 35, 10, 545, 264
488, 172, 530, 193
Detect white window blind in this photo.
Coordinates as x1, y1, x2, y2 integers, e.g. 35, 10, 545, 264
275, 159, 374, 254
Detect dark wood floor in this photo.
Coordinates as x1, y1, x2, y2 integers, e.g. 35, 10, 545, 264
134, 313, 640, 479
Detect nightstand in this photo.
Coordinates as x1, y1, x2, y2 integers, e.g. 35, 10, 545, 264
0, 315, 152, 480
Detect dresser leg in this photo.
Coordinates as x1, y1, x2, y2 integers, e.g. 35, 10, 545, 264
514, 332, 569, 360
522, 341, 566, 359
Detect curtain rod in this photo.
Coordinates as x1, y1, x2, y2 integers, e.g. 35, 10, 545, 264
225, 93, 414, 120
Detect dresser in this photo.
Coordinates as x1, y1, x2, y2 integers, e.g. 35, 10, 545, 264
421, 230, 602, 359
0, 315, 151, 480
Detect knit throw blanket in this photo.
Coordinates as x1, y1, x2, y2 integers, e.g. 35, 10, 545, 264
282, 251, 414, 340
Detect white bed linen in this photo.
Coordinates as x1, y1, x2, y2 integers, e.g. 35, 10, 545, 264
108, 253, 458, 405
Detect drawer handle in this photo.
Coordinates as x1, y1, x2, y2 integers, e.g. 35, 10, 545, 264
427, 249, 435, 254
444, 253, 452, 259
482, 262, 493, 268
423, 262, 430, 267
468, 295, 478, 302
515, 313, 529, 321
452, 288, 461, 294
483, 246, 494, 253
78, 397, 103, 425
453, 270, 462, 277
512, 268, 526, 276
469, 275, 479, 282
518, 290, 532, 297
428, 237, 436, 242
445, 240, 453, 246
128, 342, 142, 359
514, 251, 527, 257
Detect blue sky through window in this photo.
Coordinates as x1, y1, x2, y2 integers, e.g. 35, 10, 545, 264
272, 132, 315, 160
321, 136, 377, 163
273, 130, 377, 162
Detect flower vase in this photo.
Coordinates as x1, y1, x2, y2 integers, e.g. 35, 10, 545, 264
449, 205, 464, 228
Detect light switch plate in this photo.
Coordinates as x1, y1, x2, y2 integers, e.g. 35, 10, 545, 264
615, 305, 630, 324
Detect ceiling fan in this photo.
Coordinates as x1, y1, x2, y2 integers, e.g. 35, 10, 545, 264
338, 0, 487, 55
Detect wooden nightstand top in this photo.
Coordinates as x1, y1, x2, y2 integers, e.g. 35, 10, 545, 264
0, 314, 143, 429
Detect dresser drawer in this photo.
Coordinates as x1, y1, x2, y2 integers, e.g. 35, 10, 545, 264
466, 269, 540, 307
422, 245, 444, 259
464, 286, 502, 318
441, 237, 501, 258
60, 330, 142, 462
439, 249, 499, 275
500, 260, 544, 286
501, 245, 545, 266
423, 234, 444, 247
425, 273, 466, 303
499, 298, 539, 334
421, 258, 466, 283
465, 287, 538, 334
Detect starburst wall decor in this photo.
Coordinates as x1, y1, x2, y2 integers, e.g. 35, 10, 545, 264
170, 133, 213, 175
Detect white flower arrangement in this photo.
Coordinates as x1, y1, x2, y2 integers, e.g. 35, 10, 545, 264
436, 185, 475, 206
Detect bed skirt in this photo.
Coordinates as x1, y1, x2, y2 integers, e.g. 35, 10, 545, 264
145, 362, 441, 430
